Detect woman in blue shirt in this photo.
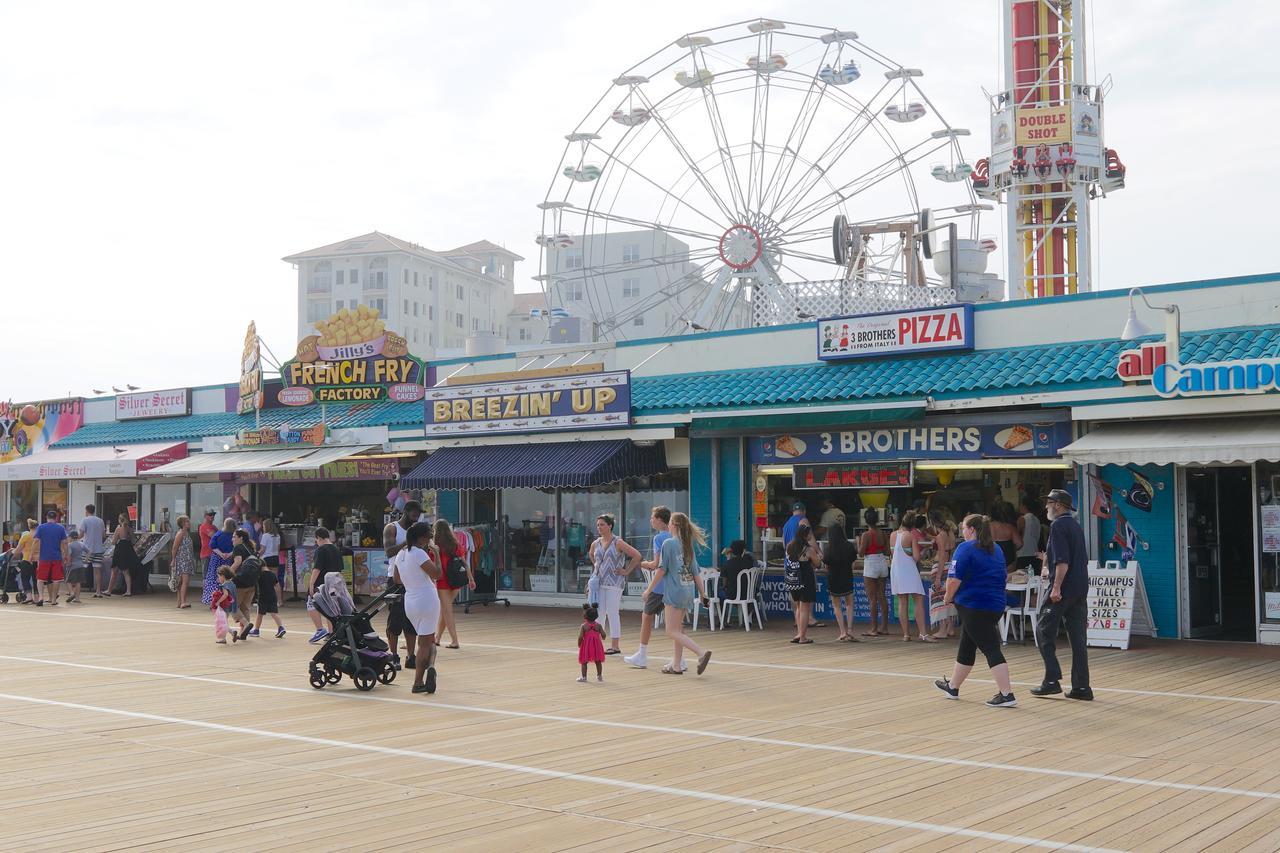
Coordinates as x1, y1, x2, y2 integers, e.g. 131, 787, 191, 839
934, 514, 1018, 708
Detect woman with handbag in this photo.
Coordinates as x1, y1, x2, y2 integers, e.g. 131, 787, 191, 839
784, 523, 821, 645
432, 519, 474, 649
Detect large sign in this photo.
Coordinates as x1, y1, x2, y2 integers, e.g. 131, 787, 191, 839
1, 443, 186, 481
1016, 104, 1072, 145
793, 462, 913, 489
116, 388, 190, 421
751, 417, 1071, 464
1117, 340, 1280, 399
236, 457, 400, 484
0, 399, 84, 463
279, 306, 425, 405
237, 425, 328, 447
425, 370, 631, 436
238, 322, 263, 415
817, 305, 974, 361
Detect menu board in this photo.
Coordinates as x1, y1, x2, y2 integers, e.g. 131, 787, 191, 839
1086, 560, 1156, 649
1261, 505, 1280, 553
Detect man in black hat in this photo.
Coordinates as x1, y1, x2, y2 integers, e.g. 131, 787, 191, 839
1032, 488, 1092, 700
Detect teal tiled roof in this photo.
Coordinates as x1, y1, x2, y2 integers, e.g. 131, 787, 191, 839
631, 325, 1280, 413
54, 400, 423, 448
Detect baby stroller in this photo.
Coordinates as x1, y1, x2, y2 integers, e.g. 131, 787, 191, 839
308, 573, 399, 692
0, 551, 16, 604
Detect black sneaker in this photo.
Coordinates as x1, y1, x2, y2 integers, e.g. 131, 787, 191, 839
425, 666, 437, 694
1030, 681, 1063, 697
1066, 687, 1094, 701
986, 692, 1018, 708
404, 655, 416, 669
933, 678, 959, 699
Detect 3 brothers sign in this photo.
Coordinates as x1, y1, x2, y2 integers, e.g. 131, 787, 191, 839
278, 306, 426, 405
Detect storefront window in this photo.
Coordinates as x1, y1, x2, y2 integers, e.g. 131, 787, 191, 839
1259, 462, 1280, 624
559, 484, 621, 595
500, 488, 556, 593
41, 479, 68, 523
152, 484, 188, 578
190, 483, 224, 527
6, 481, 38, 545
623, 471, 690, 560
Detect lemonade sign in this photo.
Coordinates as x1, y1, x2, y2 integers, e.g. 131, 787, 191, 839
279, 306, 426, 405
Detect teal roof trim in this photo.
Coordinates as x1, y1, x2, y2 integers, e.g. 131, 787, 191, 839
631, 325, 1280, 415
54, 400, 423, 448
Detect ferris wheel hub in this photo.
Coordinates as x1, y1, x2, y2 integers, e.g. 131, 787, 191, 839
718, 224, 764, 271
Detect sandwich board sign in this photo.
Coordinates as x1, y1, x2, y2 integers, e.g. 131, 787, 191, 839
1086, 560, 1156, 650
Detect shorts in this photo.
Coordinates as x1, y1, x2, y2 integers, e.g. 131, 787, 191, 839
862, 554, 889, 580
790, 585, 816, 604
643, 592, 665, 616
66, 566, 86, 586
87, 553, 104, 570
37, 560, 64, 583
257, 585, 278, 614
386, 596, 417, 637
306, 594, 318, 612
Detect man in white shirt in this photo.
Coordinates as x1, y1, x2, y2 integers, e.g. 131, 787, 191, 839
816, 497, 846, 540
78, 505, 108, 598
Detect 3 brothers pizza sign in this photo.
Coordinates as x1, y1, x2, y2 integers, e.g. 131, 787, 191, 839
278, 305, 426, 405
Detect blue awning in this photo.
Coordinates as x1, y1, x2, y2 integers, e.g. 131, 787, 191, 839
401, 439, 666, 490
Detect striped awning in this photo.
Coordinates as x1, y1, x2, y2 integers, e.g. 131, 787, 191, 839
400, 439, 666, 490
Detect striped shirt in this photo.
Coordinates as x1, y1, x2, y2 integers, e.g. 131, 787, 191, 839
592, 537, 629, 590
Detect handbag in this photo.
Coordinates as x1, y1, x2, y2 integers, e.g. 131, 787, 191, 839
782, 557, 804, 592
445, 555, 469, 588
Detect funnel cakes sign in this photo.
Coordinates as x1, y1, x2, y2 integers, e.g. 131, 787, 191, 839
279, 306, 426, 405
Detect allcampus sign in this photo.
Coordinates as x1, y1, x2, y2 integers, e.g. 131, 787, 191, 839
425, 370, 631, 437
279, 306, 426, 405
1117, 341, 1280, 399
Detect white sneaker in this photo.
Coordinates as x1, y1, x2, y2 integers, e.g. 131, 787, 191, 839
624, 651, 647, 669
575, 676, 587, 683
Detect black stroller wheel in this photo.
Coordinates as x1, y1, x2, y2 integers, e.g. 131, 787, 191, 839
0, 593, 8, 604
353, 667, 377, 692
324, 669, 341, 684
377, 664, 397, 685
309, 672, 327, 690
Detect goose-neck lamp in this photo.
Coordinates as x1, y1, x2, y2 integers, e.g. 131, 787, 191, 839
1120, 287, 1181, 364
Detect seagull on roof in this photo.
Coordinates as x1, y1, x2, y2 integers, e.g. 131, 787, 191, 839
112, 386, 124, 393
683, 319, 709, 332
126, 384, 140, 391
92, 389, 106, 395
796, 311, 815, 320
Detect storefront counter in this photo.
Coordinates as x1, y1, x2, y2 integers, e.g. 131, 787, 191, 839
756, 568, 935, 623
281, 544, 391, 598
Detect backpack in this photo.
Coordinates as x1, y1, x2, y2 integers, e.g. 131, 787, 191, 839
236, 555, 263, 587
782, 556, 804, 592
445, 555, 469, 588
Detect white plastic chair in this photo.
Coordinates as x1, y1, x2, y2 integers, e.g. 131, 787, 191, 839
722, 567, 765, 631
1001, 573, 1041, 645
692, 569, 720, 631
753, 562, 769, 624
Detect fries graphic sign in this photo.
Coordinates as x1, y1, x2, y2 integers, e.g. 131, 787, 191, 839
279, 306, 426, 405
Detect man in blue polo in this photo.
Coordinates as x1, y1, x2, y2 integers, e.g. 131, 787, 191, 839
1032, 488, 1092, 701
782, 501, 807, 546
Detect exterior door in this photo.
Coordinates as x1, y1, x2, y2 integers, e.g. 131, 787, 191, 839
1185, 469, 1223, 637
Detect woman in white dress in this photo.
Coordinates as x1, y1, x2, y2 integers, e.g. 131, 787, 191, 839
890, 511, 936, 643
394, 522, 442, 694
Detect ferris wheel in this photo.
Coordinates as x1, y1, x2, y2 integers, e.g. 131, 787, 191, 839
535, 18, 990, 340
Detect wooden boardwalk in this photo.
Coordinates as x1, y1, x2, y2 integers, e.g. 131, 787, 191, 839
3, 596, 1280, 852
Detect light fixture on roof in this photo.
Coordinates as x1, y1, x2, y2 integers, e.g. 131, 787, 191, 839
1120, 287, 1181, 363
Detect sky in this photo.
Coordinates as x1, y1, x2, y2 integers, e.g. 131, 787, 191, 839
1, 0, 1277, 402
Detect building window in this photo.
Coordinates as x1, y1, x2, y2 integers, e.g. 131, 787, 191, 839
309, 260, 332, 294
412, 329, 418, 343
623, 278, 641, 298
564, 250, 583, 270
429, 275, 435, 291
413, 302, 419, 317
367, 298, 386, 315
414, 271, 419, 286
456, 314, 464, 329
350, 268, 359, 284
456, 284, 464, 300
633, 316, 645, 327
519, 328, 528, 341
335, 269, 344, 286
403, 269, 409, 284
404, 299, 410, 314
565, 284, 583, 301
623, 244, 641, 263
366, 270, 385, 290
429, 333, 435, 346
429, 305, 435, 320
307, 300, 329, 322
472, 317, 479, 331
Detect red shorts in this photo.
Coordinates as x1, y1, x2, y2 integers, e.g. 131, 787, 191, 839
37, 560, 65, 583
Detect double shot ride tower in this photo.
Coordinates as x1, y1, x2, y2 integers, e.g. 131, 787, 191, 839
976, 0, 1125, 298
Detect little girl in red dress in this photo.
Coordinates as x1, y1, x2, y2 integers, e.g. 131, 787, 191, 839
577, 603, 606, 683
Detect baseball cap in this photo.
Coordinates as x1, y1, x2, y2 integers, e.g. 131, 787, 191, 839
791, 501, 806, 512
204, 509, 217, 517
1046, 488, 1074, 510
